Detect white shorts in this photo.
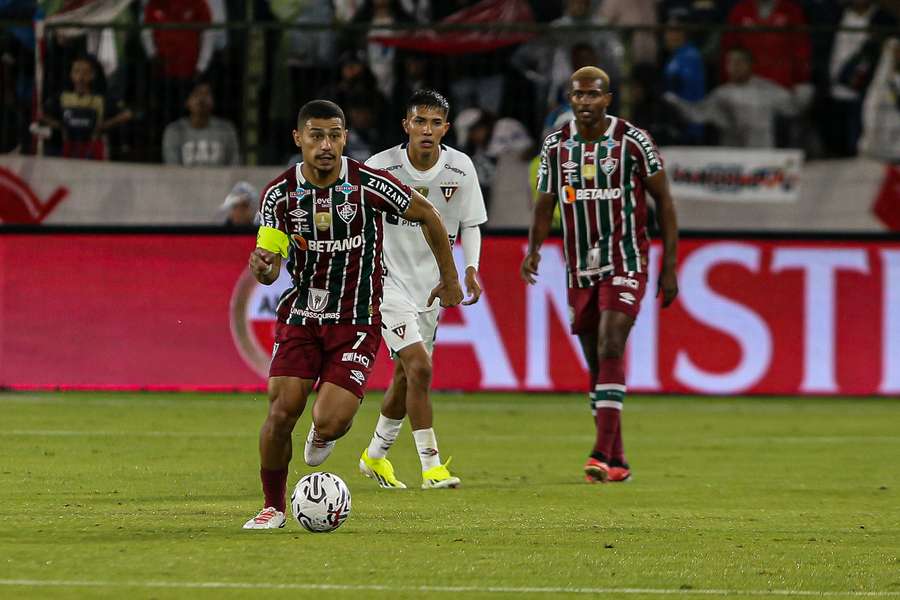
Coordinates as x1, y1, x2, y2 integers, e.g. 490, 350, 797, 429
381, 285, 440, 355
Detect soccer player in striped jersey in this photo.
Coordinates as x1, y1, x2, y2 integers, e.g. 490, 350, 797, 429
243, 100, 463, 529
521, 67, 679, 484
359, 90, 487, 490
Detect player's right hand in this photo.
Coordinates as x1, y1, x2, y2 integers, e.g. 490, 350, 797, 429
427, 279, 464, 308
248, 247, 276, 278
520, 251, 541, 285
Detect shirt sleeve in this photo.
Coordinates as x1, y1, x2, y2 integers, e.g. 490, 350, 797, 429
360, 168, 412, 216
461, 158, 488, 227
535, 134, 558, 195
627, 127, 664, 180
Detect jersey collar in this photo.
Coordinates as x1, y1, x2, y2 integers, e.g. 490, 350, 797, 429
400, 143, 446, 181
571, 115, 618, 143
295, 156, 348, 188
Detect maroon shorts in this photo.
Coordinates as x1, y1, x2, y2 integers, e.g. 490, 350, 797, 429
269, 321, 382, 398
567, 273, 648, 335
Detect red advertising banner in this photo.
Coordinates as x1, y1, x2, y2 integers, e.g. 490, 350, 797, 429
2, 234, 898, 396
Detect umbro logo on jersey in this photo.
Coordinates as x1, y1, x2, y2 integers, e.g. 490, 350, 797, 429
392, 324, 406, 339
336, 182, 359, 195
290, 187, 309, 199
440, 185, 458, 201
562, 161, 578, 170
337, 202, 357, 224
289, 207, 309, 219
618, 291, 636, 305
349, 370, 366, 385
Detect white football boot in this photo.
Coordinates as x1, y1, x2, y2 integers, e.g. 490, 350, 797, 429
304, 424, 336, 466
242, 507, 286, 529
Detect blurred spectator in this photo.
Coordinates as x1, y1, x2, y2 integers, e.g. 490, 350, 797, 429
661, 0, 731, 65
344, 94, 386, 161
458, 108, 533, 212
142, 0, 216, 128
352, 0, 415, 99
540, 43, 603, 137
0, 0, 38, 152
221, 181, 259, 227
162, 80, 239, 166
318, 50, 386, 114
661, 10, 706, 144
596, 0, 658, 67
273, 0, 338, 113
389, 52, 439, 137
721, 0, 811, 89
858, 37, 900, 162
822, 0, 897, 157
40, 55, 133, 160
664, 47, 812, 148
512, 0, 624, 120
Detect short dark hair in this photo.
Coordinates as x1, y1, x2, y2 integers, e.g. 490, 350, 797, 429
406, 89, 450, 118
297, 100, 346, 129
727, 46, 754, 63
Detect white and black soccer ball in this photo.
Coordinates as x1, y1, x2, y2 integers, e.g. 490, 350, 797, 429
290, 472, 351, 533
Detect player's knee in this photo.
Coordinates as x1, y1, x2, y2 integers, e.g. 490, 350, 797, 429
405, 356, 433, 389
266, 406, 298, 437
315, 416, 352, 441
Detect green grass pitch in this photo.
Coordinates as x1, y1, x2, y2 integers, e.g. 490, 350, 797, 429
0, 392, 898, 599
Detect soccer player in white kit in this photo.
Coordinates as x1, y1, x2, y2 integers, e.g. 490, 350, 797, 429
359, 90, 487, 489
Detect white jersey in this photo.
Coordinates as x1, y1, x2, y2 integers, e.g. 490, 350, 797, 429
366, 144, 487, 311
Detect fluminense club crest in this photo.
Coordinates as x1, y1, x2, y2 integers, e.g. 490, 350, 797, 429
337, 202, 357, 224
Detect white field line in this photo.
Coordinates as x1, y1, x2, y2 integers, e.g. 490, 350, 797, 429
0, 579, 898, 597
0, 430, 249, 437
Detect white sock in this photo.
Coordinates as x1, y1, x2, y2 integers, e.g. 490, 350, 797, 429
367, 414, 403, 460
304, 424, 335, 467
413, 428, 441, 471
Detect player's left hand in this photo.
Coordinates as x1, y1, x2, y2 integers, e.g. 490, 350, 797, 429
462, 267, 482, 306
657, 267, 678, 308
428, 278, 464, 308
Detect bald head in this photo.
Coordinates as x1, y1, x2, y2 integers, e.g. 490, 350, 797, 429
571, 66, 610, 92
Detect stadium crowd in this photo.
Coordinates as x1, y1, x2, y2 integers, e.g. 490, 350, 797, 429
1, 0, 899, 166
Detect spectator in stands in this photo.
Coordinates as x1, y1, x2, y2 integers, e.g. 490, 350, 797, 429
721, 0, 811, 90
661, 9, 707, 144
822, 0, 897, 157
142, 0, 216, 129
664, 47, 812, 148
317, 50, 386, 115
596, 0, 659, 67
41, 55, 132, 160
162, 80, 239, 166
344, 94, 386, 161
221, 181, 259, 227
511, 0, 624, 125
352, 0, 415, 99
661, 0, 731, 66
858, 37, 900, 162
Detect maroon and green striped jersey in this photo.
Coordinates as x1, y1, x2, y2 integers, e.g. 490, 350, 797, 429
536, 117, 664, 287
259, 157, 412, 325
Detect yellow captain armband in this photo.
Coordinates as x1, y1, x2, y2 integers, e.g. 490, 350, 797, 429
256, 226, 289, 258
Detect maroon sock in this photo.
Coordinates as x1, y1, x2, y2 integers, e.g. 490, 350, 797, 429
592, 358, 625, 461
611, 418, 625, 465
260, 467, 288, 513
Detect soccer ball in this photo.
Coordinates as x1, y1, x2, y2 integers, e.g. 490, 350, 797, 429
290, 472, 351, 533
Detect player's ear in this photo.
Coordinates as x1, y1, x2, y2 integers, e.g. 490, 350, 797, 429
292, 129, 302, 147
401, 118, 409, 134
